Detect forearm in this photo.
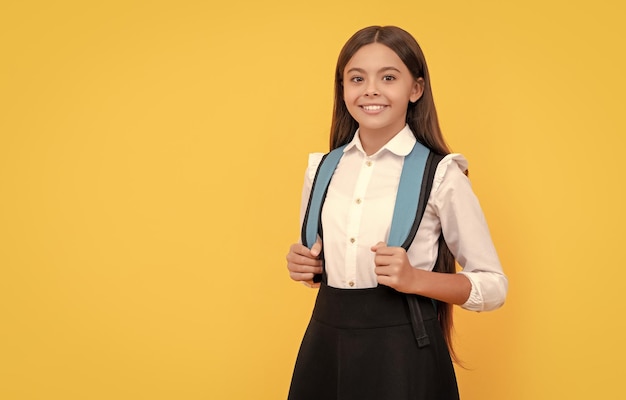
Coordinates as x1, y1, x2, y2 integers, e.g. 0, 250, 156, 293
409, 268, 472, 306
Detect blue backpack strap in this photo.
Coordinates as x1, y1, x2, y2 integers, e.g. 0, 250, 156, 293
387, 142, 430, 248
403, 150, 445, 348
301, 145, 346, 248
300, 141, 445, 349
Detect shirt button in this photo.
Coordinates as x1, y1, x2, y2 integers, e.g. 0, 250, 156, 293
366, 160, 372, 167
348, 281, 355, 287
355, 198, 362, 204
349, 238, 355, 244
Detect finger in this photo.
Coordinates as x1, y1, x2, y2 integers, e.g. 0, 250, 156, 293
376, 275, 394, 288
289, 253, 323, 266
373, 245, 404, 257
290, 271, 316, 282
310, 238, 323, 258
287, 255, 323, 269
286, 247, 323, 267
302, 279, 321, 288
370, 241, 387, 252
287, 263, 322, 274
373, 255, 391, 268
374, 265, 391, 277
290, 243, 314, 257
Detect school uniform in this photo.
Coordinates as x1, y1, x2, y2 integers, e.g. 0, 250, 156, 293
288, 125, 508, 400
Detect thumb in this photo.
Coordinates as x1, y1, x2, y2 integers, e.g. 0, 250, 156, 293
310, 238, 323, 258
371, 241, 387, 252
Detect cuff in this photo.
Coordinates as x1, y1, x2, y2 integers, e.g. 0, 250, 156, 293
458, 272, 485, 312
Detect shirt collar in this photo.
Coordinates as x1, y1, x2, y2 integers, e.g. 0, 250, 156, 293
344, 125, 416, 157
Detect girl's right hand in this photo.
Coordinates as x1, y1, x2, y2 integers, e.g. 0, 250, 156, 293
286, 240, 323, 288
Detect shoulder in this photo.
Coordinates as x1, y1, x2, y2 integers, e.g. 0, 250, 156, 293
305, 152, 325, 182
433, 153, 470, 192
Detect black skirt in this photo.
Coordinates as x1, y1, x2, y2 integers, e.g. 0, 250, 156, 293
288, 283, 459, 400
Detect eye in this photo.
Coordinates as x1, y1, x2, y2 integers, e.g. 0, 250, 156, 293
382, 75, 396, 81
349, 76, 364, 83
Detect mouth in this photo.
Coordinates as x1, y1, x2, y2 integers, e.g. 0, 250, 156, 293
360, 105, 387, 112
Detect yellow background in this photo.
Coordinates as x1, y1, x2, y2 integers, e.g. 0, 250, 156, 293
1, 0, 624, 399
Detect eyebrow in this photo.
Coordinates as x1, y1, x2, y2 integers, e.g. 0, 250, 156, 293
345, 66, 402, 74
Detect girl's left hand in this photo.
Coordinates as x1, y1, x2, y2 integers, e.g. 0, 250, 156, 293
371, 241, 416, 294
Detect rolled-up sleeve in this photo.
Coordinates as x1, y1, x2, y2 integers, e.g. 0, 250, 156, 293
433, 155, 508, 312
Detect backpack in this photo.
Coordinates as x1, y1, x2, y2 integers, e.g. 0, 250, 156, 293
301, 141, 444, 347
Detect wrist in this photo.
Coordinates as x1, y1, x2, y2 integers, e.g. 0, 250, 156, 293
408, 267, 425, 295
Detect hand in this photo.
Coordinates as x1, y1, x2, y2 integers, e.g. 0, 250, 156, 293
286, 239, 323, 288
372, 241, 416, 293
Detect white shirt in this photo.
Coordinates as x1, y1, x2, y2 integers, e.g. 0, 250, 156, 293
299, 125, 508, 312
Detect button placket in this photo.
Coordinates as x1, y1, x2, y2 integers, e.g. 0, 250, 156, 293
343, 155, 374, 289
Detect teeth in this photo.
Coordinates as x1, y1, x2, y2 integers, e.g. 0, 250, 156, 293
362, 105, 385, 111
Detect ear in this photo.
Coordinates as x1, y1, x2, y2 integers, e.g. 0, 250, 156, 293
410, 77, 425, 103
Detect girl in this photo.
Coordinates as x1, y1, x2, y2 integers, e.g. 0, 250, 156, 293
286, 26, 507, 400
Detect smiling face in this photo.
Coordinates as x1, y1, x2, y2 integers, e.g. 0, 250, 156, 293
343, 43, 424, 143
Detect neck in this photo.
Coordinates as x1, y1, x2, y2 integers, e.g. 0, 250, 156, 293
359, 125, 404, 156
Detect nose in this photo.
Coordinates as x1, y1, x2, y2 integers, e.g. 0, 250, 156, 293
365, 81, 379, 96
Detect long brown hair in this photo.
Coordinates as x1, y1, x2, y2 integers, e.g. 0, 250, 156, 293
330, 25, 461, 364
